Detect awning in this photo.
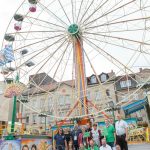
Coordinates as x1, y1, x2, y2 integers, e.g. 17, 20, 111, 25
122, 98, 147, 115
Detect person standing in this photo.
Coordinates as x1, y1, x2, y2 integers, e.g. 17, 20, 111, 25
54, 128, 68, 150
115, 114, 128, 150
71, 123, 82, 150
78, 126, 87, 147
103, 119, 116, 149
64, 128, 71, 149
90, 123, 102, 147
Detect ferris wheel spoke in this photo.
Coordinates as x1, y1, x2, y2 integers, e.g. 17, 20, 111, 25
83, 47, 108, 97
88, 4, 150, 31
26, 15, 66, 29
85, 28, 150, 34
38, 1, 68, 27
24, 40, 68, 97
38, 41, 71, 88
83, 34, 150, 56
14, 33, 64, 51
81, 0, 109, 25
23, 38, 67, 82
6, 36, 65, 78
54, 47, 73, 114
83, 37, 143, 81
78, 0, 95, 24
76, 0, 84, 23
58, 0, 71, 24
85, 16, 150, 30
71, 0, 75, 23
84, 0, 136, 27
8, 30, 65, 35
84, 32, 150, 46
51, 43, 71, 84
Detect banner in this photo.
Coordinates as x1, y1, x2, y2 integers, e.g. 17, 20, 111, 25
0, 140, 21, 150
21, 138, 52, 150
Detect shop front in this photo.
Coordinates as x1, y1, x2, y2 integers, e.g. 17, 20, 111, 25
122, 98, 150, 143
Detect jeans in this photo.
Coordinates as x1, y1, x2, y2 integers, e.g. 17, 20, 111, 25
56, 145, 65, 150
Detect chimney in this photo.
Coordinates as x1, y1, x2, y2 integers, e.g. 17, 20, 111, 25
139, 68, 142, 72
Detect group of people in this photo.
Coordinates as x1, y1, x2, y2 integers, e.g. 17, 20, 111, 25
54, 114, 128, 150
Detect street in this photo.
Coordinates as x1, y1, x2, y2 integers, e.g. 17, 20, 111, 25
129, 144, 150, 150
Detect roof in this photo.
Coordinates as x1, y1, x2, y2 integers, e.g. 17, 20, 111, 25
29, 72, 56, 88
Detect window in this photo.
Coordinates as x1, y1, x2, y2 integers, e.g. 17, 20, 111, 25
59, 112, 65, 117
32, 100, 37, 108
120, 80, 131, 88
26, 116, 29, 124
101, 74, 107, 82
121, 95, 128, 102
40, 117, 45, 124
33, 114, 37, 124
95, 91, 101, 101
87, 91, 91, 100
90, 76, 97, 84
58, 95, 71, 105
65, 95, 70, 105
59, 96, 65, 105
40, 98, 45, 107
106, 89, 110, 97
134, 93, 139, 100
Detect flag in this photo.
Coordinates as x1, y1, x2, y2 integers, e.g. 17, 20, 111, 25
4, 45, 14, 63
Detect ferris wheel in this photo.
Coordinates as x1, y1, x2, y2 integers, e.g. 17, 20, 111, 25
1, 0, 150, 121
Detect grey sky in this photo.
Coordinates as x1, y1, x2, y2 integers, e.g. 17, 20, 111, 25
0, 0, 22, 47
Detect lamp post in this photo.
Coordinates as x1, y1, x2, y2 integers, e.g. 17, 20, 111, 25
38, 114, 47, 132
107, 101, 120, 124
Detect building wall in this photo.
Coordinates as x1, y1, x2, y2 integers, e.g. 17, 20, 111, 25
20, 69, 150, 128
0, 81, 11, 122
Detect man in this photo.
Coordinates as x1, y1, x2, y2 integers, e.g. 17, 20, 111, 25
100, 139, 112, 150
71, 123, 82, 150
115, 114, 128, 150
86, 123, 92, 132
88, 139, 99, 150
109, 118, 115, 127
103, 119, 116, 149
116, 145, 121, 150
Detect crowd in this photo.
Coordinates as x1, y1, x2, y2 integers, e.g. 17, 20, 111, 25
54, 114, 128, 150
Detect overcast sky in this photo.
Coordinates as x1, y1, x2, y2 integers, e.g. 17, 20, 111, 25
0, 0, 22, 48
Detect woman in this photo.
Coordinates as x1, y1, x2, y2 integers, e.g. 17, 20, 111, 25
31, 144, 37, 150
78, 126, 87, 147
22, 145, 29, 150
64, 128, 71, 148
90, 123, 102, 147
54, 128, 68, 150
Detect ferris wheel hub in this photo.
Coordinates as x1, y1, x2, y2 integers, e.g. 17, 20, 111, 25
68, 24, 80, 36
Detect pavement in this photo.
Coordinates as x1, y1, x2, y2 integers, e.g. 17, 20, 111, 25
128, 144, 150, 150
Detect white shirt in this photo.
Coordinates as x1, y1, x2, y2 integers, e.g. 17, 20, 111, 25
91, 129, 100, 143
115, 119, 128, 136
100, 144, 112, 150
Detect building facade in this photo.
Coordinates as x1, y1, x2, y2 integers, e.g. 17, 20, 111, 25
20, 69, 150, 129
